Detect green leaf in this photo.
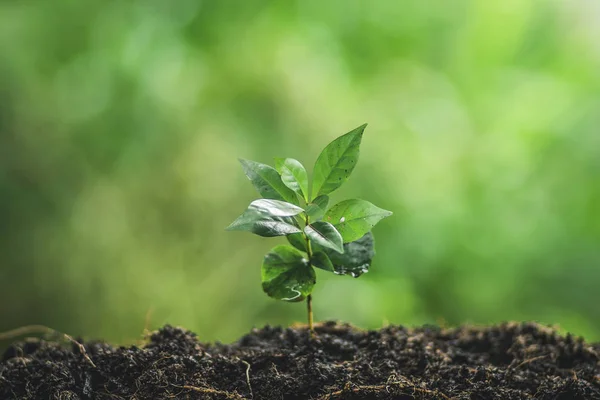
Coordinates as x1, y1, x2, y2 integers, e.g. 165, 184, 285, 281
306, 204, 324, 222
261, 245, 316, 302
239, 159, 299, 205
304, 221, 344, 253
311, 124, 366, 199
323, 199, 392, 242
326, 232, 375, 277
306, 195, 329, 221
310, 251, 334, 272
312, 195, 329, 210
274, 157, 285, 172
287, 232, 307, 252
274, 158, 309, 202
249, 199, 304, 217
226, 206, 301, 237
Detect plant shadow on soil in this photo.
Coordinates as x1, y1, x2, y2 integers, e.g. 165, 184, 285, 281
1, 321, 599, 399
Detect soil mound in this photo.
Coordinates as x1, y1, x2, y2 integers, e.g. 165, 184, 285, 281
1, 321, 599, 399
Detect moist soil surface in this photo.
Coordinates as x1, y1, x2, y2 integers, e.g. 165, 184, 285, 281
1, 321, 599, 399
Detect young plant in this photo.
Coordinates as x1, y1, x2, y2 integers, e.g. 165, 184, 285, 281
226, 124, 392, 332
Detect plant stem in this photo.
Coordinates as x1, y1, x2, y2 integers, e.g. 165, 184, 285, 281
304, 214, 315, 334
306, 293, 313, 333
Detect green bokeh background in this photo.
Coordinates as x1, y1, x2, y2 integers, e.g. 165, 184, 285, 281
1, 1, 599, 346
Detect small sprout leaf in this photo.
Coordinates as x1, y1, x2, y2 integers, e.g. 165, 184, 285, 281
306, 204, 324, 221
324, 199, 392, 242
326, 232, 375, 277
249, 199, 304, 217
274, 157, 285, 173
287, 232, 308, 252
261, 245, 316, 302
275, 158, 309, 202
306, 195, 329, 221
310, 251, 334, 272
239, 159, 299, 205
227, 207, 301, 237
304, 221, 344, 254
311, 124, 366, 199
312, 195, 329, 210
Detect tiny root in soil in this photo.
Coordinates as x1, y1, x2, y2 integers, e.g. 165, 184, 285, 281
174, 384, 246, 399
318, 376, 451, 400
0, 324, 96, 368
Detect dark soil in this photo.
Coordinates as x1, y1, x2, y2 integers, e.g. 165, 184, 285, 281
1, 321, 599, 399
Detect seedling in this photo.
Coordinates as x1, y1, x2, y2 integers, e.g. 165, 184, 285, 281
227, 124, 392, 332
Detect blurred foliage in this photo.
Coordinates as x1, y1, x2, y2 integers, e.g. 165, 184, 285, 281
1, 0, 599, 346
